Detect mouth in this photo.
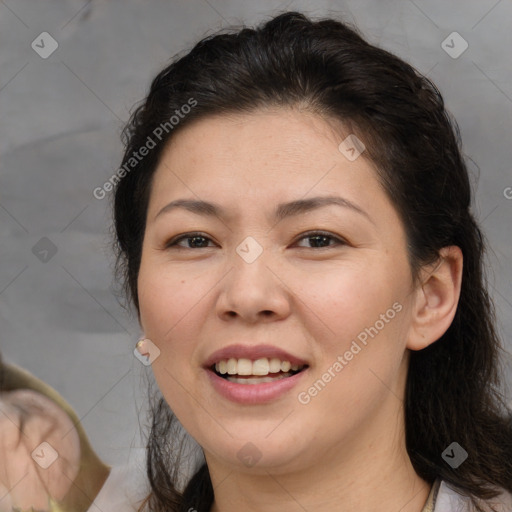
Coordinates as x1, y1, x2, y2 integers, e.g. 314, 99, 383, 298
210, 357, 308, 385
203, 344, 310, 403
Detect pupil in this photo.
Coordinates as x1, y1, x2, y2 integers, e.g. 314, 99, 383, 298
190, 236, 208, 248
310, 235, 329, 248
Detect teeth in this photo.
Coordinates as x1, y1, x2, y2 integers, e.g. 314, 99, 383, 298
218, 360, 227, 374
237, 358, 253, 376
226, 373, 291, 384
269, 358, 281, 373
227, 358, 237, 375
281, 361, 291, 372
214, 357, 304, 377
252, 358, 270, 375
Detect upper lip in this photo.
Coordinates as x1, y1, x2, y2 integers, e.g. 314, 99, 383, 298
203, 344, 309, 369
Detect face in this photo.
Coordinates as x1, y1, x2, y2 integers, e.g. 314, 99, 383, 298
137, 108, 418, 475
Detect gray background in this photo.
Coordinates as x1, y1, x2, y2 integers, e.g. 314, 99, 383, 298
1, 0, 511, 466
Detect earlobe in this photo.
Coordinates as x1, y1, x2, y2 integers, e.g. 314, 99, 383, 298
407, 246, 463, 351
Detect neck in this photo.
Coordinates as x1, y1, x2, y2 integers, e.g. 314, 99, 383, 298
207, 364, 431, 512
209, 445, 430, 512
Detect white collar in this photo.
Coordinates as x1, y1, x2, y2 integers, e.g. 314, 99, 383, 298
433, 480, 512, 512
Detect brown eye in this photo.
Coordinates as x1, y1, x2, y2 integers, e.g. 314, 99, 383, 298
295, 231, 347, 249
166, 232, 215, 249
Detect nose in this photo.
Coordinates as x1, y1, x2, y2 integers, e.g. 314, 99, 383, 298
216, 243, 291, 324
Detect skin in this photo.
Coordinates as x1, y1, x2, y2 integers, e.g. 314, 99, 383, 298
0, 364, 111, 512
137, 108, 463, 512
0, 389, 81, 511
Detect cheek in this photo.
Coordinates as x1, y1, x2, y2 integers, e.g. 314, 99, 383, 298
294, 259, 411, 411
138, 268, 204, 342
293, 259, 405, 342
137, 266, 215, 401
304, 279, 409, 400
137, 269, 216, 437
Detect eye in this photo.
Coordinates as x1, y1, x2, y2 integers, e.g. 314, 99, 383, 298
165, 232, 215, 249
294, 230, 347, 249
165, 230, 347, 250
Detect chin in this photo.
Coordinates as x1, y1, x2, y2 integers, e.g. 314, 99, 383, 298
198, 428, 313, 474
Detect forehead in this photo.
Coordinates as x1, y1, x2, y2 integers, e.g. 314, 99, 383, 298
162, 108, 349, 161
143, 109, 408, 266
148, 109, 381, 205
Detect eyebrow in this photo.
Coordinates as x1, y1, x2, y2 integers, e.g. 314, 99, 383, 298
154, 195, 374, 225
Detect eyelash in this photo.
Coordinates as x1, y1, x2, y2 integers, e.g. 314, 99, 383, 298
165, 230, 348, 250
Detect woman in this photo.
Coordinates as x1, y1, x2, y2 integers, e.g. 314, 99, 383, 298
112, 11, 512, 512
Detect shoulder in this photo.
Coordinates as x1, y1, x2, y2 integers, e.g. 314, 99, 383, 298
433, 480, 512, 512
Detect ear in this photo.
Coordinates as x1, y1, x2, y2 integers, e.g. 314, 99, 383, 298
407, 246, 463, 351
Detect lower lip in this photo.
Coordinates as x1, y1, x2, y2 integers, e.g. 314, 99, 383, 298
205, 368, 308, 404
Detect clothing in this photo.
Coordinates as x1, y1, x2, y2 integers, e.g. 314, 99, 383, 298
4, 362, 511, 511
85, 449, 150, 511
422, 479, 512, 512
422, 479, 441, 512
86, 471, 512, 511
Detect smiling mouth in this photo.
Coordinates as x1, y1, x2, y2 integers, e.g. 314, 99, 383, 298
211, 357, 308, 385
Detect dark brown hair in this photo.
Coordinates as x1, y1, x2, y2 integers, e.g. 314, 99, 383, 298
112, 11, 512, 512
0, 351, 5, 392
